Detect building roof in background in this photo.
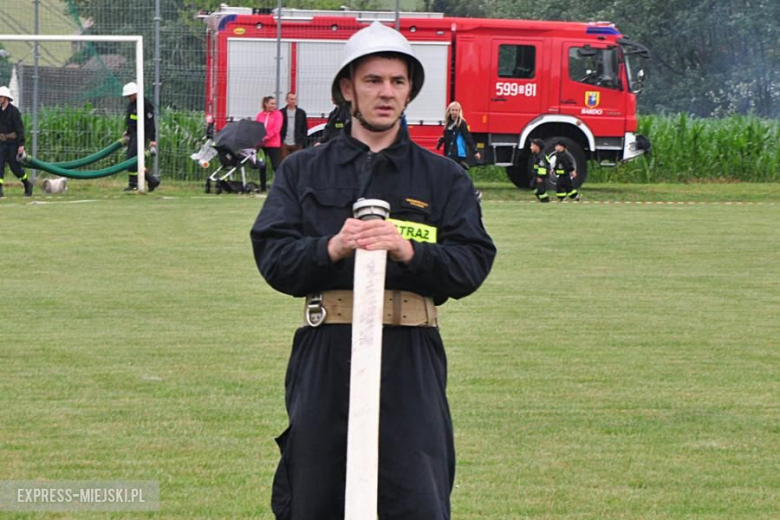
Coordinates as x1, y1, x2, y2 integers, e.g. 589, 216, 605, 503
82, 54, 127, 71
0, 0, 86, 67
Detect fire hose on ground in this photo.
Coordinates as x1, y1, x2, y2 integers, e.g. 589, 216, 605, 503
18, 138, 152, 180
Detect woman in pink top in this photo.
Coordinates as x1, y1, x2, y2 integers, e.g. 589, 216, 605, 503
255, 96, 282, 190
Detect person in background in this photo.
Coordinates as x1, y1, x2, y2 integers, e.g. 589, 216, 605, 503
122, 82, 160, 192
317, 98, 351, 145
255, 96, 283, 192
0, 85, 32, 197
436, 101, 481, 170
551, 140, 582, 202
530, 138, 550, 203
279, 92, 308, 161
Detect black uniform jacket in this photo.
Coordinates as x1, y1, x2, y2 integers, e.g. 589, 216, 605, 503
552, 150, 575, 175
279, 106, 308, 147
251, 125, 496, 306
125, 97, 156, 141
0, 103, 25, 145
318, 105, 351, 144
532, 151, 550, 176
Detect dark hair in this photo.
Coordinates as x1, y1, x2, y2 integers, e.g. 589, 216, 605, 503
555, 140, 567, 148
531, 138, 545, 149
262, 96, 276, 109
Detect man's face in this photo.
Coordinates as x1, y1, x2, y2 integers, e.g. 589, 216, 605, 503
340, 55, 411, 131
126, 94, 137, 103
286, 93, 297, 108
530, 143, 540, 154
555, 144, 564, 153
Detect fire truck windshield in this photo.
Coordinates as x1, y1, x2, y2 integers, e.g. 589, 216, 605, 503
618, 39, 651, 93
569, 46, 620, 90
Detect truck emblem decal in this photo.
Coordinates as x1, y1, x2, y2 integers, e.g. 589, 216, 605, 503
585, 91, 600, 108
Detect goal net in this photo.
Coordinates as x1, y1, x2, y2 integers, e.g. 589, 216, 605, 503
0, 34, 148, 189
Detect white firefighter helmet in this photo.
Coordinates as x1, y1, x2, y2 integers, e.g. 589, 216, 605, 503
331, 21, 425, 106
0, 85, 12, 101
122, 81, 139, 97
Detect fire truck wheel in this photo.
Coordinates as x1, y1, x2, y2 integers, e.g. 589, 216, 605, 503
544, 137, 588, 189
505, 155, 534, 190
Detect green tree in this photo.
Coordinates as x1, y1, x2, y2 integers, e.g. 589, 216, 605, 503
437, 0, 779, 117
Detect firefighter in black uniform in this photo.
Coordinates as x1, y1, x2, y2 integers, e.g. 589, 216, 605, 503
317, 98, 351, 145
0, 86, 32, 197
530, 138, 550, 203
122, 82, 160, 192
551, 140, 581, 202
250, 22, 496, 520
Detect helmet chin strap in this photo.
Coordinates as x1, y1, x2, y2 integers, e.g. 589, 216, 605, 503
352, 104, 398, 133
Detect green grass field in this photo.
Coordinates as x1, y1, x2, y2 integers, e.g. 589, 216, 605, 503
1, 180, 778, 518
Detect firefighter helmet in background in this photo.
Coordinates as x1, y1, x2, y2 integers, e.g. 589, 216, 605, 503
0, 86, 13, 101
122, 82, 139, 97
331, 21, 425, 106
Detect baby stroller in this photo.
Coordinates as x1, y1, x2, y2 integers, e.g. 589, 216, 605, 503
196, 119, 267, 194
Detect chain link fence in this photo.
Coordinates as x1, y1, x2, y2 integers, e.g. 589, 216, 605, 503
1, 1, 421, 180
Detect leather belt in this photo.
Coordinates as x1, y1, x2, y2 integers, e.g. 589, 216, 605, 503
0, 132, 18, 142
304, 290, 437, 328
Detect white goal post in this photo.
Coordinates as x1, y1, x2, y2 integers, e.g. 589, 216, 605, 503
0, 35, 147, 191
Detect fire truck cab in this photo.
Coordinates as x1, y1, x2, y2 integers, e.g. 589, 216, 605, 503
203, 7, 650, 188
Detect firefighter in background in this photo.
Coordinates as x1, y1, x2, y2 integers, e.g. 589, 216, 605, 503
0, 86, 32, 197
551, 140, 581, 202
317, 97, 350, 145
530, 138, 550, 203
251, 21, 495, 519
436, 100, 481, 170
122, 82, 160, 192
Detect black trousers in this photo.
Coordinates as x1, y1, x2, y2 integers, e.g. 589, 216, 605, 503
0, 142, 25, 181
555, 172, 578, 199
534, 174, 549, 199
126, 133, 142, 173
264, 147, 281, 171
272, 325, 455, 520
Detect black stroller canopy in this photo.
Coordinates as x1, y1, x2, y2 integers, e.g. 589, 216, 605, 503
214, 120, 267, 152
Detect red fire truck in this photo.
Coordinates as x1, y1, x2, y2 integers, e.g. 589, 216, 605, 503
203, 6, 650, 188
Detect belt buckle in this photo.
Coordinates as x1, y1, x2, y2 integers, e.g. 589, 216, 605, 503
305, 293, 327, 327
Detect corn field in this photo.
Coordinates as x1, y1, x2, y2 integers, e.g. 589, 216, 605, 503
25, 110, 779, 183
589, 114, 780, 183
26, 108, 207, 180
